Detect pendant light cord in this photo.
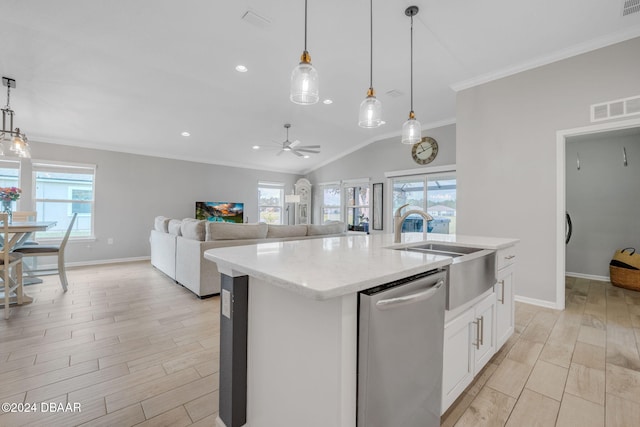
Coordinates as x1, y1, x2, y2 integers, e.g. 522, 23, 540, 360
410, 14, 414, 112
369, 0, 373, 89
304, 0, 308, 51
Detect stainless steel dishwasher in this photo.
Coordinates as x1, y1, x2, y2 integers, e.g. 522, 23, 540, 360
357, 269, 446, 427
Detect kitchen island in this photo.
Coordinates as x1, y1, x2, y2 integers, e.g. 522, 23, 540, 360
204, 232, 518, 427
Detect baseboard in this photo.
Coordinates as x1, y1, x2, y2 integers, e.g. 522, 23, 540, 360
35, 256, 151, 271
565, 272, 610, 283
514, 295, 562, 310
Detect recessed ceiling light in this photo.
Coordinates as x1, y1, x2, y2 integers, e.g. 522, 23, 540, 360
235, 65, 248, 73
303, 155, 310, 159
379, 121, 386, 125
323, 99, 333, 105
252, 145, 260, 150
181, 131, 190, 137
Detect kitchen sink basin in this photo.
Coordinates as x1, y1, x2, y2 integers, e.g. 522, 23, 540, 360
394, 243, 497, 310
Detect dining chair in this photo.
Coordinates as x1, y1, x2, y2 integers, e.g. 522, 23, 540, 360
1, 212, 24, 319
13, 213, 77, 292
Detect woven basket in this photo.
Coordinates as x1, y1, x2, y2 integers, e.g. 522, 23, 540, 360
610, 265, 640, 291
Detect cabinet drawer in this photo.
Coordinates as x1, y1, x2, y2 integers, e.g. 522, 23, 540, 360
497, 247, 517, 270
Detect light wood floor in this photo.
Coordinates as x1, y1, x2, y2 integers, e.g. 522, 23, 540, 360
443, 276, 640, 427
1, 263, 639, 426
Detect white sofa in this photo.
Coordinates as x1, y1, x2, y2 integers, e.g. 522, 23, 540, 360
150, 217, 346, 298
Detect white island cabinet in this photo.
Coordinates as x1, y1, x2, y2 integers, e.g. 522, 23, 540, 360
204, 233, 518, 427
441, 243, 517, 413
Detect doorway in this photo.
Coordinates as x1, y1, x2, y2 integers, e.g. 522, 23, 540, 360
556, 118, 640, 309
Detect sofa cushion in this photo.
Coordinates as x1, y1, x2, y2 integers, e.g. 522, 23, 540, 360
206, 222, 268, 240
168, 219, 182, 236
154, 216, 170, 233
266, 224, 308, 238
306, 221, 346, 236
181, 219, 206, 241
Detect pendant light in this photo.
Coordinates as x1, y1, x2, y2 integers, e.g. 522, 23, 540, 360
358, 0, 382, 128
401, 6, 421, 145
1, 77, 31, 158
290, 0, 319, 105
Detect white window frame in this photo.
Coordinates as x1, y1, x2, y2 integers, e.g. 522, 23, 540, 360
0, 159, 21, 209
387, 165, 457, 234
318, 181, 341, 224
342, 178, 371, 232
258, 181, 285, 225
32, 160, 96, 241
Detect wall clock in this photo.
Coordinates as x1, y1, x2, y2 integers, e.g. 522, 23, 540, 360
411, 137, 438, 165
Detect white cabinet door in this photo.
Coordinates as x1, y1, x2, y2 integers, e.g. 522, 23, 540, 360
473, 292, 496, 373
442, 307, 475, 413
496, 263, 515, 348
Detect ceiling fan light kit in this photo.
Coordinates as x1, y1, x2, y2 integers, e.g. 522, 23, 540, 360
290, 0, 319, 105
275, 123, 321, 158
1, 77, 31, 158
358, 0, 383, 129
401, 5, 422, 145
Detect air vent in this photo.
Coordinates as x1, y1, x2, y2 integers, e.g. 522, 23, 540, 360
623, 0, 640, 16
385, 89, 404, 98
591, 95, 640, 122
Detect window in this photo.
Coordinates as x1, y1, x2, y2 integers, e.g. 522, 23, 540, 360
258, 182, 284, 224
320, 183, 341, 224
0, 160, 20, 209
344, 182, 370, 232
392, 173, 456, 234
32, 161, 96, 239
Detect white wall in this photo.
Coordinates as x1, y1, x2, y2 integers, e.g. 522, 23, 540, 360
566, 130, 640, 278
456, 37, 640, 306
24, 141, 301, 265
305, 123, 456, 227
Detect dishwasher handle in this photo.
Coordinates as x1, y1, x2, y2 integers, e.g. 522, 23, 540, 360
376, 280, 444, 310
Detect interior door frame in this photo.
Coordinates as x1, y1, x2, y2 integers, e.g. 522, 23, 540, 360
555, 117, 640, 309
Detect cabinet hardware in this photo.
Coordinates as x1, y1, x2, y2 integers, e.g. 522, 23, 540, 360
498, 280, 505, 304
479, 316, 484, 346
473, 319, 481, 349
504, 255, 515, 260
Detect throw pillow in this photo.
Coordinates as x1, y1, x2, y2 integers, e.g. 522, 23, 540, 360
206, 222, 268, 240
168, 219, 182, 236
266, 224, 308, 238
181, 219, 206, 241
154, 216, 170, 233
306, 221, 346, 236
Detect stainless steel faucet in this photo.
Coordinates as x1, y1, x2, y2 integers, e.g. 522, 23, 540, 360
394, 203, 434, 243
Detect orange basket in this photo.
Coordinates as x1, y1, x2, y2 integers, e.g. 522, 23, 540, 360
610, 265, 640, 291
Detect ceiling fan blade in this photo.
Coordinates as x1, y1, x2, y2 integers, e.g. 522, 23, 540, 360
298, 145, 320, 149
295, 149, 320, 154
289, 140, 301, 148
276, 150, 285, 156
290, 150, 304, 157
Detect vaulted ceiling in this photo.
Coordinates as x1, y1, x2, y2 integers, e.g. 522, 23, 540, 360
2, 0, 640, 174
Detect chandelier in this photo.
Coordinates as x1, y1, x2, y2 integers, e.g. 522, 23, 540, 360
1, 77, 31, 158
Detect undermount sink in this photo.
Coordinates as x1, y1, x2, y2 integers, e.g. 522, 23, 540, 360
394, 242, 496, 310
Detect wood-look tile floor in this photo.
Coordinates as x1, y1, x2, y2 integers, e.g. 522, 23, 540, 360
0, 262, 220, 426
2, 263, 639, 426
443, 276, 640, 427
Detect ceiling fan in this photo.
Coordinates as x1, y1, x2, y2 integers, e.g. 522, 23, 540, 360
274, 123, 320, 158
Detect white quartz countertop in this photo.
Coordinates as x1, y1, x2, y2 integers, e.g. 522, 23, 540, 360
204, 233, 519, 301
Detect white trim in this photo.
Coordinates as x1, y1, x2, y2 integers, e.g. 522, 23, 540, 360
385, 164, 456, 178
31, 159, 96, 171
317, 180, 341, 187
451, 26, 640, 92
342, 177, 370, 185
565, 272, 610, 283
302, 118, 457, 175
257, 180, 285, 187
36, 256, 151, 271
556, 117, 640, 313
514, 295, 561, 310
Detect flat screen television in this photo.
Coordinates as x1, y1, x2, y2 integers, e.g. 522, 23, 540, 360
195, 202, 244, 223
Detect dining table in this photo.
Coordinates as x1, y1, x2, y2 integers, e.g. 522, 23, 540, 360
3, 220, 57, 303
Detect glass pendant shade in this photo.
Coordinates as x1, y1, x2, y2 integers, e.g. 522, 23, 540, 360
401, 115, 421, 144
358, 91, 382, 128
290, 55, 319, 105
